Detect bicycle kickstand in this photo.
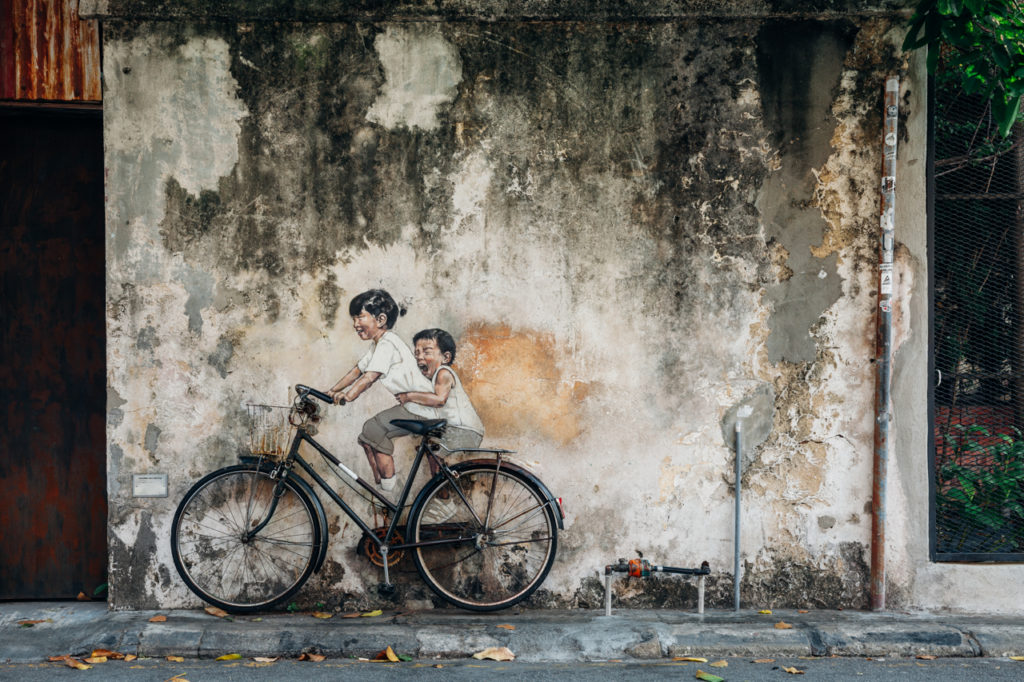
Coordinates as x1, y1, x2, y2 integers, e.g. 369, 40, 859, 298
378, 546, 396, 596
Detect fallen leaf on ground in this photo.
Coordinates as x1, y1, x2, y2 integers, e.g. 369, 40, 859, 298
298, 653, 326, 662
709, 660, 728, 667
674, 657, 708, 662
311, 612, 333, 619
204, 606, 229, 618
753, 658, 775, 663
342, 612, 361, 618
434, 664, 444, 668
472, 646, 515, 661
166, 655, 184, 662
775, 621, 794, 629
758, 609, 772, 615
251, 617, 263, 622
149, 614, 167, 622
124, 654, 138, 662
1009, 656, 1024, 661
916, 654, 937, 660
91, 649, 124, 660
798, 609, 809, 614
496, 624, 516, 630
18, 619, 49, 627
253, 657, 278, 663
83, 656, 107, 664
64, 658, 91, 670
216, 653, 241, 661
77, 592, 90, 601
695, 670, 725, 682
374, 646, 400, 662
360, 609, 383, 617
783, 666, 805, 674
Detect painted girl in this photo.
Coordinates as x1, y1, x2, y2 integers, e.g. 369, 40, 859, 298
327, 289, 437, 491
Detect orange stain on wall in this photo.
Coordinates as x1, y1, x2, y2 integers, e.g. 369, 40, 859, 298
456, 324, 588, 445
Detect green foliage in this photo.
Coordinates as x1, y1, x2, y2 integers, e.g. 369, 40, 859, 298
904, 0, 1024, 136
938, 425, 1024, 552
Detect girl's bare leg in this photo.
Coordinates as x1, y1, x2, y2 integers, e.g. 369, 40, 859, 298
361, 442, 381, 484
375, 451, 396, 480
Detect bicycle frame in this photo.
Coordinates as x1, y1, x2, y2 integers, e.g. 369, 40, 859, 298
260, 423, 497, 584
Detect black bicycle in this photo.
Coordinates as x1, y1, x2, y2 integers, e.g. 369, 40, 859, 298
170, 384, 563, 613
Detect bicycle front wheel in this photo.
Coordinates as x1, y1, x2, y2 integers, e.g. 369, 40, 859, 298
408, 464, 558, 611
171, 464, 321, 613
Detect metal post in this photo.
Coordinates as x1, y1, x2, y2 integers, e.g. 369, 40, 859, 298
871, 76, 899, 611
734, 418, 742, 612
604, 572, 612, 617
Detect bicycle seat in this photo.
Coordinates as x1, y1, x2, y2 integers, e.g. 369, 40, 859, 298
390, 418, 447, 435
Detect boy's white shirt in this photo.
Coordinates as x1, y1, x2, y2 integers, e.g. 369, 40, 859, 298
357, 331, 437, 419
431, 365, 485, 436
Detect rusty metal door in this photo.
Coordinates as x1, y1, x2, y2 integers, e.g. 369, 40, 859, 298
0, 106, 106, 598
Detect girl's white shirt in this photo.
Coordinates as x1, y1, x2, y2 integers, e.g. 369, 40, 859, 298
431, 365, 485, 436
357, 331, 438, 419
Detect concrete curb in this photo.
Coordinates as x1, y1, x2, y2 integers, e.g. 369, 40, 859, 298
3, 604, 1023, 664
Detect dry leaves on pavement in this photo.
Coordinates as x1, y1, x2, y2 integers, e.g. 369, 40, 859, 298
783, 665, 805, 674
215, 653, 241, 661
17, 619, 50, 627
166, 655, 185, 662
91, 648, 125, 659
709, 660, 728, 667
297, 653, 326, 662
695, 670, 724, 682
496, 624, 516, 630
775, 621, 794, 629
673, 657, 708, 662
204, 606, 230, 618
149, 614, 168, 622
472, 646, 515, 661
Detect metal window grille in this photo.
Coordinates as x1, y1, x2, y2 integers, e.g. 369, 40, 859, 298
930, 54, 1024, 561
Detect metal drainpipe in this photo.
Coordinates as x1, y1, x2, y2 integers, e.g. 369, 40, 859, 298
871, 76, 899, 611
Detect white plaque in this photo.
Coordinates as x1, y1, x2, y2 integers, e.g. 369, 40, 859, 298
132, 473, 168, 498
880, 264, 894, 296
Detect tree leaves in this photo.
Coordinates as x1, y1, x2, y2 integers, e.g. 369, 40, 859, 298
904, 0, 1024, 136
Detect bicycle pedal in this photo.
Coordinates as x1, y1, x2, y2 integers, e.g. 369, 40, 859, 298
377, 582, 397, 597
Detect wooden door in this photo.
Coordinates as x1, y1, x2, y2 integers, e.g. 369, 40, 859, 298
0, 107, 106, 598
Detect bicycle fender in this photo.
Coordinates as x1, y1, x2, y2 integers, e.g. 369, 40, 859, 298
245, 459, 330, 574
454, 459, 565, 530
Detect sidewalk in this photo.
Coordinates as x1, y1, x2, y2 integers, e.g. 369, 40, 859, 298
2, 602, 1023, 663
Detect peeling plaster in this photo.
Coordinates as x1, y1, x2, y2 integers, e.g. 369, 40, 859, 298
367, 25, 462, 131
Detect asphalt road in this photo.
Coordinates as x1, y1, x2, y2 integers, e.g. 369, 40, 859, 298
2, 656, 1023, 680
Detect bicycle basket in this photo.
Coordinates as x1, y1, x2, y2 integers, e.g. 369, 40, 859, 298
246, 404, 294, 461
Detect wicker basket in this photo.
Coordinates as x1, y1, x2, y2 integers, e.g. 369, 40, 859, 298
246, 404, 294, 460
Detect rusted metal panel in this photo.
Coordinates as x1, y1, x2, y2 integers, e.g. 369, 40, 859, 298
0, 0, 101, 102
0, 108, 106, 599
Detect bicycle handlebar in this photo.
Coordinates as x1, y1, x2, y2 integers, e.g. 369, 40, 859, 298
295, 384, 343, 405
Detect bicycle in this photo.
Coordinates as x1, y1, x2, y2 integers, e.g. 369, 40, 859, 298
170, 384, 564, 613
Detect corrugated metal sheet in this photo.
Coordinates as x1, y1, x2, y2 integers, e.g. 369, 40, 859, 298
1, 0, 101, 102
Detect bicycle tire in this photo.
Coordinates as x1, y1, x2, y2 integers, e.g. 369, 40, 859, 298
171, 464, 321, 613
407, 463, 558, 611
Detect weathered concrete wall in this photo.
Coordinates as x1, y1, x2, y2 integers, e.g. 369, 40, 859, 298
95, 1, 1017, 613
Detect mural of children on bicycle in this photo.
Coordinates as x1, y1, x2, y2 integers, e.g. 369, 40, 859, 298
326, 289, 485, 492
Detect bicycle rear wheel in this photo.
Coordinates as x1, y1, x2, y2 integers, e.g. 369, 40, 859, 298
171, 464, 320, 613
408, 463, 558, 611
